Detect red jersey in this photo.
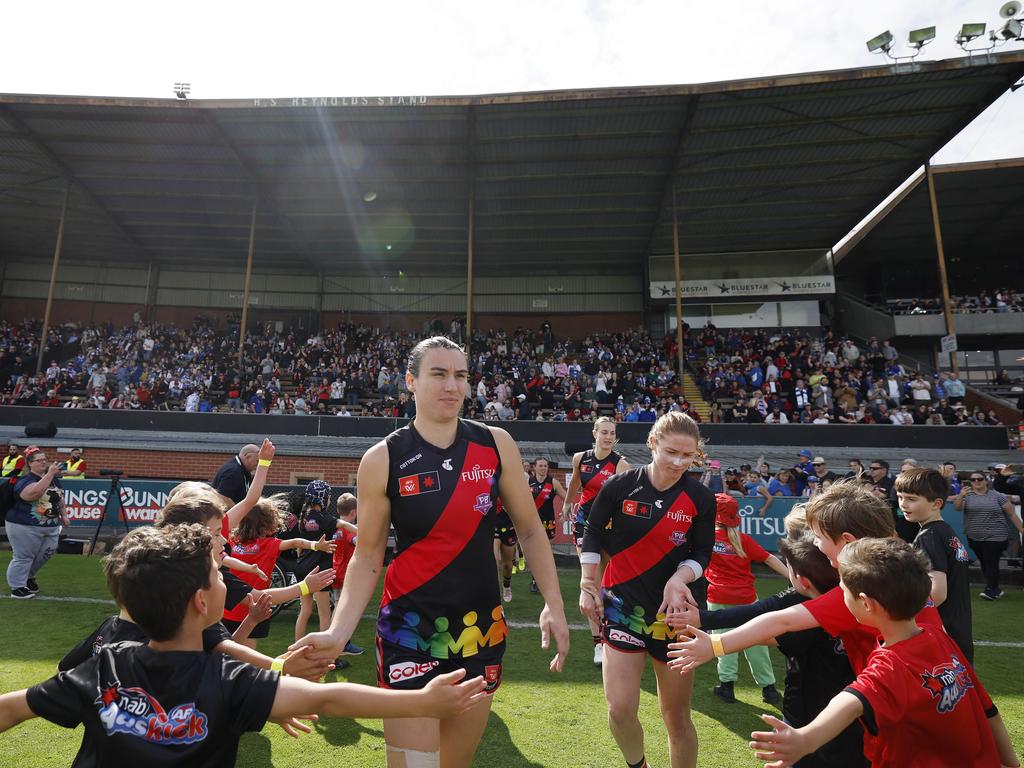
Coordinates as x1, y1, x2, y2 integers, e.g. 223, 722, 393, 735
705, 528, 769, 604
846, 625, 999, 767
222, 537, 280, 622
804, 586, 945, 675
331, 529, 357, 589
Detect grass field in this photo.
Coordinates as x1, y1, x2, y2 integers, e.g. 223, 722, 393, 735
0, 553, 1021, 767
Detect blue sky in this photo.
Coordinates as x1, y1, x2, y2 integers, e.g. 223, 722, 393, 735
3, 0, 1022, 163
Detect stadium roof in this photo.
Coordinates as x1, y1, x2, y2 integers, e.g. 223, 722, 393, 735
833, 157, 1024, 269
1, 52, 1023, 277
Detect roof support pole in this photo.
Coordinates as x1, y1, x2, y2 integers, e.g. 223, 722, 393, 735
924, 162, 958, 376
238, 201, 257, 369
36, 183, 70, 375
144, 262, 160, 323
464, 107, 476, 357
671, 187, 684, 381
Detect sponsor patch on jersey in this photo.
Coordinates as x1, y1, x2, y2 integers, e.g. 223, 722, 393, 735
389, 660, 439, 683
461, 464, 497, 482
441, 458, 453, 471
232, 541, 261, 556
398, 470, 441, 497
621, 499, 652, 519
670, 530, 688, 547
95, 684, 208, 745
920, 656, 973, 714
473, 493, 494, 515
608, 628, 645, 648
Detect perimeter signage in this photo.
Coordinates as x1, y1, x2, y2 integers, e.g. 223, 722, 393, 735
649, 275, 835, 299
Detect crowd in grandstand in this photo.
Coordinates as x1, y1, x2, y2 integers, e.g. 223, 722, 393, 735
0, 318, 1017, 425
692, 326, 1008, 426
887, 289, 1024, 314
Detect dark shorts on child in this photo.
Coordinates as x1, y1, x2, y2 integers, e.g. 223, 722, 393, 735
494, 525, 518, 547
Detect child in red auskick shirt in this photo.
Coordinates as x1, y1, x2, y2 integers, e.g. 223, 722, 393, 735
331, 492, 359, 601
705, 494, 789, 705
223, 493, 335, 648
749, 538, 1018, 768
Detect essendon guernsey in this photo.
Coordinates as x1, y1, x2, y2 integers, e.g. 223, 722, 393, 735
378, 419, 507, 661
582, 467, 715, 624
530, 476, 557, 522
574, 449, 622, 524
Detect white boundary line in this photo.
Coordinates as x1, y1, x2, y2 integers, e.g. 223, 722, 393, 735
5, 596, 1023, 649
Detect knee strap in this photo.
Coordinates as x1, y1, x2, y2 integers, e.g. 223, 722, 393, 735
386, 746, 440, 768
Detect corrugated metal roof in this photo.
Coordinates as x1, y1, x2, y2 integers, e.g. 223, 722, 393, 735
1, 52, 1022, 276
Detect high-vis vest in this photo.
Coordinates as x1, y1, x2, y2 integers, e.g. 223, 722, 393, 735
1, 455, 22, 478
64, 458, 85, 479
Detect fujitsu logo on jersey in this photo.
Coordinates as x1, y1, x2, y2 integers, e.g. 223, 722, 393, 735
389, 660, 439, 683
461, 464, 496, 482
920, 656, 973, 713
667, 510, 693, 523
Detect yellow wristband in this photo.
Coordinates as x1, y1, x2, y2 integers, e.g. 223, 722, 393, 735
299, 580, 311, 596
258, 459, 272, 467
270, 657, 285, 674
710, 634, 725, 658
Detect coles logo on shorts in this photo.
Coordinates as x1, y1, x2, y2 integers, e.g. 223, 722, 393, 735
608, 628, 645, 648
389, 660, 440, 683
621, 499, 652, 519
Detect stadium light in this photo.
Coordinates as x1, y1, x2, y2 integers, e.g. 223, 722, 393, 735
955, 22, 987, 43
908, 26, 936, 48
999, 17, 1023, 39
866, 30, 894, 53
173, 82, 191, 100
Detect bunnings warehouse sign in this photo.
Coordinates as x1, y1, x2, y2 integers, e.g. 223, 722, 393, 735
54, 480, 352, 529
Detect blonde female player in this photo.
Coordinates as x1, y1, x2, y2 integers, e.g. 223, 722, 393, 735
564, 416, 630, 664
291, 336, 570, 768
579, 412, 715, 768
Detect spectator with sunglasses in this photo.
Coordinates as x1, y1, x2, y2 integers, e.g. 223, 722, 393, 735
5, 446, 67, 599
955, 472, 1024, 600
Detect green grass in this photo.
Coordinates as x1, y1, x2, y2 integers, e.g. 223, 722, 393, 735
1, 553, 1021, 767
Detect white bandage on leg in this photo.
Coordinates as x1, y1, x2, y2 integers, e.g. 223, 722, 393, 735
386, 746, 441, 768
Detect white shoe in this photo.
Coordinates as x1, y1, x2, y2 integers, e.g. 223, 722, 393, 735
593, 644, 603, 666
503, 587, 512, 602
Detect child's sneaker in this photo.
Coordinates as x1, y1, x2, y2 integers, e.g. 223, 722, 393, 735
713, 681, 736, 703
341, 641, 364, 656
593, 644, 603, 666
762, 684, 783, 706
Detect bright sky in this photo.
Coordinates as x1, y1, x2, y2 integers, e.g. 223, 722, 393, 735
4, 0, 1023, 166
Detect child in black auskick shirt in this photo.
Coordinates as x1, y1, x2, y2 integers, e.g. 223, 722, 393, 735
0, 525, 487, 767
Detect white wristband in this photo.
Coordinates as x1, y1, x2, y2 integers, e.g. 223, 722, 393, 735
579, 552, 600, 565
678, 559, 703, 581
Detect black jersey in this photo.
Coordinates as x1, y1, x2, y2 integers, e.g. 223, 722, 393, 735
530, 476, 557, 522
574, 449, 622, 524
914, 519, 973, 664
60, 617, 233, 672
377, 419, 507, 662
582, 466, 715, 628
28, 641, 278, 768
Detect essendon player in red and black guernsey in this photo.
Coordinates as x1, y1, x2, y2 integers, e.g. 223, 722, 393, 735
290, 336, 570, 768
579, 412, 715, 768
564, 416, 630, 665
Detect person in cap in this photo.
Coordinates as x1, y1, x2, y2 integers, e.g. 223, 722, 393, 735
793, 449, 815, 494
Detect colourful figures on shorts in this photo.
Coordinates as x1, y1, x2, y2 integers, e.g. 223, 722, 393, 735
382, 606, 509, 658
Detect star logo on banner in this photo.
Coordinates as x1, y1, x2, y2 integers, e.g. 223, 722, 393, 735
659, 286, 673, 296
776, 281, 792, 292
716, 283, 730, 294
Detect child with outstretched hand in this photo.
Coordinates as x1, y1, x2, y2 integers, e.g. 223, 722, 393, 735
748, 538, 1018, 768
0, 525, 488, 767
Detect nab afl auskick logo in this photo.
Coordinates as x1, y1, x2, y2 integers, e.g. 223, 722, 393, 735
461, 464, 496, 482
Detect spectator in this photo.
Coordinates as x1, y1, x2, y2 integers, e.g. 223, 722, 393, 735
211, 443, 260, 504
810, 457, 838, 484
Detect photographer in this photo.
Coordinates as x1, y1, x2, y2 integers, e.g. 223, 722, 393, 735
5, 446, 67, 599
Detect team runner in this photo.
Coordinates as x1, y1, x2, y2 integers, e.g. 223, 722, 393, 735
579, 411, 716, 768
291, 336, 570, 768
564, 416, 630, 665
527, 457, 567, 594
